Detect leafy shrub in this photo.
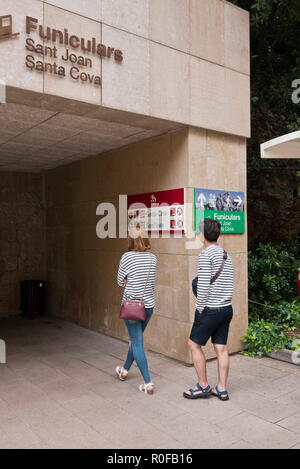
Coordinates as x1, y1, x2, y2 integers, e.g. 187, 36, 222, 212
276, 299, 300, 331
248, 239, 300, 319
241, 319, 297, 357
243, 238, 300, 356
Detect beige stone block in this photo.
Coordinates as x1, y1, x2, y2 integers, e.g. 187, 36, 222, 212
0, 0, 44, 93
231, 252, 248, 316
142, 130, 188, 192
224, 2, 250, 75
43, 4, 101, 105
145, 314, 192, 364
187, 127, 207, 188
227, 310, 248, 354
190, 0, 225, 66
150, 42, 190, 123
221, 233, 247, 254
102, 0, 149, 38
155, 253, 190, 323
225, 69, 251, 138
149, 0, 189, 52
101, 25, 150, 115
95, 130, 188, 199
43, 0, 102, 21
190, 57, 225, 133
190, 57, 250, 138
188, 127, 247, 191
150, 237, 191, 257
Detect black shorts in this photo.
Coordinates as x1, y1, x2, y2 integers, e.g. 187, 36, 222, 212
189, 305, 233, 346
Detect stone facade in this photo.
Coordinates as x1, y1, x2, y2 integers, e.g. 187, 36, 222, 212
0, 0, 250, 363
0, 172, 45, 318
45, 127, 248, 363
0, 0, 250, 137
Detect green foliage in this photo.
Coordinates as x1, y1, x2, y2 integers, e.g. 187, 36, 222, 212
248, 241, 299, 313
276, 299, 300, 330
243, 239, 300, 356
227, 0, 300, 246
241, 318, 297, 357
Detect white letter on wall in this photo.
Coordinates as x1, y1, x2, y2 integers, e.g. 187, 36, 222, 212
96, 203, 116, 239
0, 340, 6, 364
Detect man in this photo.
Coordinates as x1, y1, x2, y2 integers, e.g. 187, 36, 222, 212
183, 218, 234, 401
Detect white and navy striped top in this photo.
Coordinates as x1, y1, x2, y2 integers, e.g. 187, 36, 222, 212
117, 251, 157, 308
196, 244, 234, 312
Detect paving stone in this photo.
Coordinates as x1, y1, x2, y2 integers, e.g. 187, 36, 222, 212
276, 412, 300, 434
0, 316, 299, 449
228, 440, 258, 449
249, 398, 300, 424
38, 377, 92, 403
259, 356, 300, 375
11, 398, 74, 427
249, 374, 300, 400
216, 412, 300, 449
0, 416, 42, 449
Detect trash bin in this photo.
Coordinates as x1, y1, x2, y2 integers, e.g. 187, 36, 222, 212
21, 280, 45, 319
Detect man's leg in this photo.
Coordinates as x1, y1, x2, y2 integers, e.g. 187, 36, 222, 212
184, 339, 209, 396
213, 343, 230, 391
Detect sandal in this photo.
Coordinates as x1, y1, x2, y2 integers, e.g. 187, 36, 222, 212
211, 386, 229, 401
139, 382, 154, 395
115, 366, 128, 381
183, 383, 212, 399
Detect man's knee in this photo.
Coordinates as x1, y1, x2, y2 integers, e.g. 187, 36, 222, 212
213, 343, 228, 355
188, 339, 201, 351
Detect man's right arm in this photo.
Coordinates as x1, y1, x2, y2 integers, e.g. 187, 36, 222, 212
196, 253, 212, 313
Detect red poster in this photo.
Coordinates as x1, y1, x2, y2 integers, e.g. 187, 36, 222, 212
128, 188, 185, 233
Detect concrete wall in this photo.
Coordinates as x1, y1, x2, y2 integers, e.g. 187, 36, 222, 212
1, 0, 250, 137
0, 172, 45, 318
45, 127, 248, 363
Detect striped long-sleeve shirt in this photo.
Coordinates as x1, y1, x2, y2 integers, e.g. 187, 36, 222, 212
196, 244, 234, 312
117, 251, 157, 308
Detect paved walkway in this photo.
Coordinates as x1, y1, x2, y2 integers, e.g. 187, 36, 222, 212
0, 316, 299, 449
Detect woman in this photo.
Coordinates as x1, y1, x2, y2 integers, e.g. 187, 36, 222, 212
116, 227, 157, 395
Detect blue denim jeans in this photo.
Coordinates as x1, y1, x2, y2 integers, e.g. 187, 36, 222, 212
123, 308, 154, 384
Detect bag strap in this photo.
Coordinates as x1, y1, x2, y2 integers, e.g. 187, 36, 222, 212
141, 253, 153, 301
210, 250, 227, 285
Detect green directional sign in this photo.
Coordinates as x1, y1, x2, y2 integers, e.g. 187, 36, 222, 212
194, 188, 245, 234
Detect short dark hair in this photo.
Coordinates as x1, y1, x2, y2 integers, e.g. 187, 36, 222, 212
199, 217, 221, 242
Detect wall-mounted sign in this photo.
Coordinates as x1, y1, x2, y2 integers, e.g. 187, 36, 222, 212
128, 188, 185, 234
21, 16, 123, 86
194, 188, 245, 234
0, 15, 19, 41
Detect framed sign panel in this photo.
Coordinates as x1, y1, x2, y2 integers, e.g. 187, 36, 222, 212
128, 188, 185, 234
194, 188, 245, 234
